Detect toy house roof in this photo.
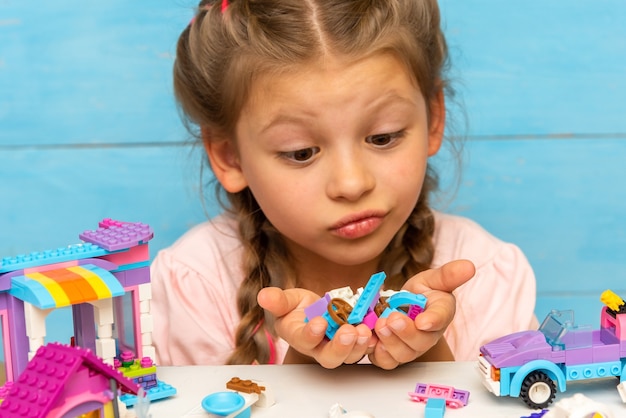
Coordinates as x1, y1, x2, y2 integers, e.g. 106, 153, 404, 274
0, 343, 139, 417
0, 219, 153, 275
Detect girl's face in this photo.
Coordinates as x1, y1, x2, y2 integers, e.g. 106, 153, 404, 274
211, 52, 444, 270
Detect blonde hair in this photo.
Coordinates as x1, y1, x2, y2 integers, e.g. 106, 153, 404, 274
174, 0, 451, 364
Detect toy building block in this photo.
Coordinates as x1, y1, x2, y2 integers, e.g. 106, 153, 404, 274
116, 352, 177, 407
408, 383, 469, 408
543, 393, 615, 418
0, 243, 110, 274
226, 376, 275, 408
248, 379, 275, 408
479, 289, 626, 409
380, 292, 427, 319
347, 272, 386, 324
600, 290, 625, 313
521, 410, 549, 418
227, 377, 265, 394
304, 272, 427, 340
0, 342, 139, 418
424, 398, 446, 418
0, 218, 158, 385
79, 220, 154, 252
304, 294, 331, 319
617, 380, 626, 403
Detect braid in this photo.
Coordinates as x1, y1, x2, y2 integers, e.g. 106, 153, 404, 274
380, 168, 438, 290
225, 189, 294, 364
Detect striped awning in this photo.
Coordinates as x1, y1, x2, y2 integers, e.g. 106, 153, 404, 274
10, 264, 125, 309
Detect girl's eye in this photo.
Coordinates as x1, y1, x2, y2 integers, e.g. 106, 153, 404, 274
365, 131, 405, 147
281, 147, 320, 163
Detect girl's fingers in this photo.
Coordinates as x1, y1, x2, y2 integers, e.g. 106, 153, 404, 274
257, 287, 318, 317
404, 259, 475, 294
311, 325, 361, 368
375, 313, 428, 363
341, 324, 373, 364
291, 316, 330, 351
413, 291, 457, 332
368, 342, 400, 370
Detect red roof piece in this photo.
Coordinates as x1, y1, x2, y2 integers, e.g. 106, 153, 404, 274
0, 343, 139, 418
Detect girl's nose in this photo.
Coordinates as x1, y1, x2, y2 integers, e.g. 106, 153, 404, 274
325, 154, 376, 201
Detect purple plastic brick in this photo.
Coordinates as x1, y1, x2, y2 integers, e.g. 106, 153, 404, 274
521, 410, 549, 418
79, 220, 153, 252
304, 294, 331, 321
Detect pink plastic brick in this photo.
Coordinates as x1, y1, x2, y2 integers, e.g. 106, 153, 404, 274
408, 382, 469, 409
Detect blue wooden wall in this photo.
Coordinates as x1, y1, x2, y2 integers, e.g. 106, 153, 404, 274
1, 1, 625, 332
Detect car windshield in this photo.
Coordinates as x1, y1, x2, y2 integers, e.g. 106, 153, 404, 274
539, 309, 594, 350
539, 309, 575, 350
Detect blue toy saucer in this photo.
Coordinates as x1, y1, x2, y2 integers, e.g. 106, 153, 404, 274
201, 391, 249, 417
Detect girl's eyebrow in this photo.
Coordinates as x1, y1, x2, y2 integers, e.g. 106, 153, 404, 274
259, 91, 419, 134
259, 112, 317, 134
369, 91, 420, 109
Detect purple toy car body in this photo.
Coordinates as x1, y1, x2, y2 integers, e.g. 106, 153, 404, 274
478, 290, 626, 408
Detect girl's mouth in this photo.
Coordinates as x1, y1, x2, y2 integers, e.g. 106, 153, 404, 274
330, 213, 385, 239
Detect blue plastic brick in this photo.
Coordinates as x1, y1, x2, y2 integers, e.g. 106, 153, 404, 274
120, 379, 177, 407
381, 292, 428, 318
0, 243, 109, 274
322, 311, 341, 339
9, 276, 58, 309
388, 292, 427, 310
347, 272, 386, 325
425, 398, 446, 418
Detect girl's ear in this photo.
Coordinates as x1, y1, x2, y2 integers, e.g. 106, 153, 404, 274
427, 88, 446, 157
202, 127, 248, 193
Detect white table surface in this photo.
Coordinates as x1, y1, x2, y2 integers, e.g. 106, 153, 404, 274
146, 362, 625, 417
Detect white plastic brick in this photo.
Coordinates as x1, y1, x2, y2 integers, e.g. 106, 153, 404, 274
140, 313, 153, 333
96, 337, 117, 360
138, 283, 152, 302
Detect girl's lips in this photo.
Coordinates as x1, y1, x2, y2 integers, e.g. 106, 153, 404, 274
330, 213, 385, 239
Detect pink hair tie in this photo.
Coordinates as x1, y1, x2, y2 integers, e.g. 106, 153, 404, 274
189, 1, 227, 26
251, 319, 277, 365
265, 328, 277, 364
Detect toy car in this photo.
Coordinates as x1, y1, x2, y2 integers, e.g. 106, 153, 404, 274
478, 290, 626, 408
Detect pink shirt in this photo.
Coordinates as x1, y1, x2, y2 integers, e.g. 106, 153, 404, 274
151, 212, 537, 365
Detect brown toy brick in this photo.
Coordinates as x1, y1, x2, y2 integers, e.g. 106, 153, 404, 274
227, 377, 265, 394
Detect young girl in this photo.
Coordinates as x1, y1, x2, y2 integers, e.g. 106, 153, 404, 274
151, 0, 537, 369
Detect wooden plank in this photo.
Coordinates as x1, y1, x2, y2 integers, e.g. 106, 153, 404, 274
0, 1, 192, 145
2, 1, 625, 145
433, 137, 626, 298
0, 146, 213, 257
440, 0, 626, 136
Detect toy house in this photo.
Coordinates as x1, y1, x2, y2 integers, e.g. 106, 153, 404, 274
0, 219, 155, 384
0, 342, 139, 417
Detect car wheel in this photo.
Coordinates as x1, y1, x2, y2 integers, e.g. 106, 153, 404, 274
519, 371, 556, 409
